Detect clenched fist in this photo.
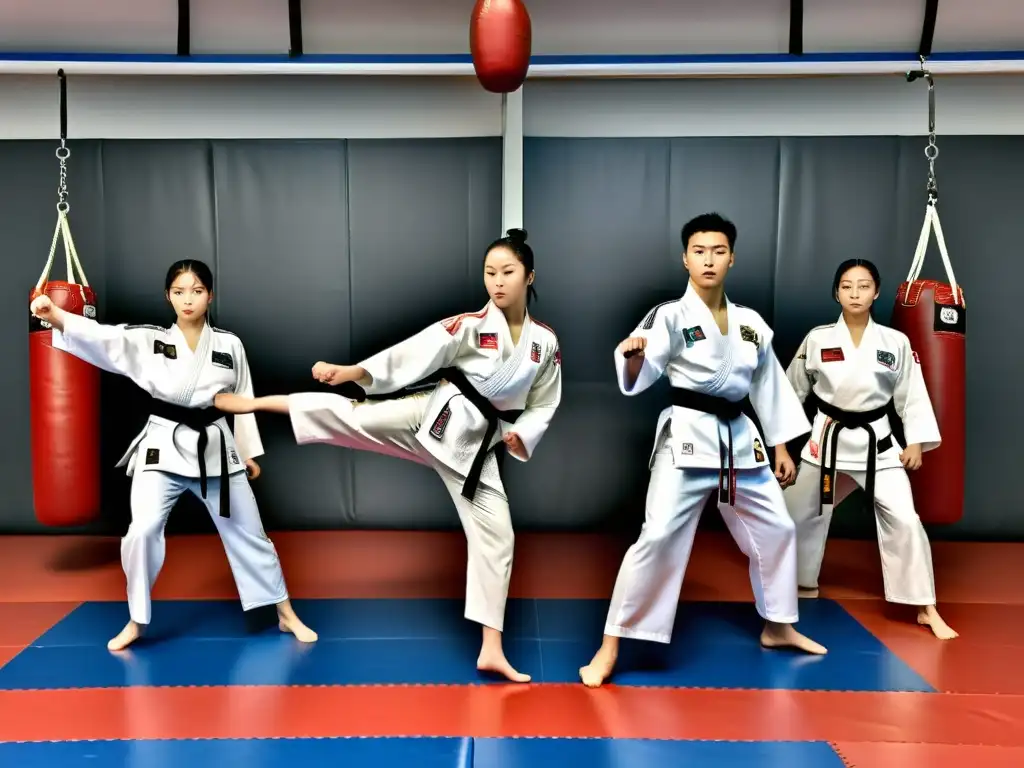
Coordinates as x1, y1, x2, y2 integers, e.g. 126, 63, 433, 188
30, 295, 55, 319
618, 336, 647, 358
311, 361, 347, 385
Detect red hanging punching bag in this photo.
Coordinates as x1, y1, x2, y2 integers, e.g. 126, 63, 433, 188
470, 0, 532, 93
890, 203, 966, 525
29, 204, 102, 527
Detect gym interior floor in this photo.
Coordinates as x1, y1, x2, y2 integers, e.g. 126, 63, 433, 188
0, 529, 1021, 767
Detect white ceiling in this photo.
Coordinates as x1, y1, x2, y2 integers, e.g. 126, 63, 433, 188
0, 0, 1021, 57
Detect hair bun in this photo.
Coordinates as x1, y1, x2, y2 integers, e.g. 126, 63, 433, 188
506, 228, 528, 244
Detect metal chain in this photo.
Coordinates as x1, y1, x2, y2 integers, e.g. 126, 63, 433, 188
907, 55, 939, 203
56, 139, 70, 214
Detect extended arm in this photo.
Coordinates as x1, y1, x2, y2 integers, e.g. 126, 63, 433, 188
49, 309, 154, 381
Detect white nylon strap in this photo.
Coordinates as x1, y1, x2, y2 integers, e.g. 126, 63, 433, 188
904, 202, 961, 305
34, 209, 91, 295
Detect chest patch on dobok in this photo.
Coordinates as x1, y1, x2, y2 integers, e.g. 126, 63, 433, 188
876, 349, 897, 370
531, 342, 542, 363
212, 351, 234, 369
154, 340, 177, 359
821, 347, 844, 362
477, 332, 498, 350
683, 326, 706, 347
739, 325, 759, 347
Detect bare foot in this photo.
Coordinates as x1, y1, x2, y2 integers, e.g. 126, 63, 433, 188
798, 587, 819, 598
214, 392, 255, 414
917, 605, 958, 639
107, 620, 143, 651
477, 647, 531, 683
760, 621, 828, 655
579, 638, 619, 688
277, 601, 318, 643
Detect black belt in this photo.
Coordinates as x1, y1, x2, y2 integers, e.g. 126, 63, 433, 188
670, 388, 759, 506
149, 399, 231, 517
813, 396, 893, 515
436, 367, 522, 501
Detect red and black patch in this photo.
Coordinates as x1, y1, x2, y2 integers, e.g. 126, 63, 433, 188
429, 403, 452, 439
478, 332, 498, 350
554, 346, 561, 366
912, 350, 921, 364
820, 347, 845, 362
530, 342, 542, 363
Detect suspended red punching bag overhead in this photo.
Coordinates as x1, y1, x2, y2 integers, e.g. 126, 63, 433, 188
891, 68, 967, 526
29, 77, 102, 528
470, 0, 532, 93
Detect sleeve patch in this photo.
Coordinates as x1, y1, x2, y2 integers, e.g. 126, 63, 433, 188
554, 345, 561, 366
912, 350, 921, 364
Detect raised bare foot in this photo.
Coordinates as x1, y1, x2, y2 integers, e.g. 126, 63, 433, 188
579, 642, 618, 688
917, 606, 958, 639
477, 647, 531, 683
798, 587, 819, 598
214, 392, 255, 414
107, 620, 143, 651
760, 622, 827, 655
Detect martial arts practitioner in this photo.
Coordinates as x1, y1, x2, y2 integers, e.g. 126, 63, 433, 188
782, 259, 957, 640
29, 260, 317, 651
579, 212, 827, 689
215, 228, 562, 683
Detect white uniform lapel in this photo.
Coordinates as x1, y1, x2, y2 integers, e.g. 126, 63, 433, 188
169, 322, 212, 406
476, 303, 531, 399
683, 287, 734, 391
827, 315, 873, 407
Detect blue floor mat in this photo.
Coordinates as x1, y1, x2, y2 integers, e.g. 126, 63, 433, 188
0, 598, 933, 692
0, 737, 846, 767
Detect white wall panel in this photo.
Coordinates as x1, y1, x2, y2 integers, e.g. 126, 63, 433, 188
0, 75, 503, 140
522, 76, 1024, 137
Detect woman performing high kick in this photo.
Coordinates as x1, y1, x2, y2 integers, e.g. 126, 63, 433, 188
783, 258, 957, 640
216, 229, 562, 682
29, 260, 317, 651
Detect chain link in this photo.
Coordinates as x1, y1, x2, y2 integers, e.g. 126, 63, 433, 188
55, 138, 70, 214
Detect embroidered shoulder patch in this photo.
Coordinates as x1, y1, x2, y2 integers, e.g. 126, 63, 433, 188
554, 346, 561, 365
876, 350, 897, 370
739, 325, 759, 346
912, 350, 921, 364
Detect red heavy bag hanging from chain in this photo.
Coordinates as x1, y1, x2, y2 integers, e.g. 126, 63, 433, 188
29, 72, 101, 527
470, 0, 532, 93
891, 64, 966, 525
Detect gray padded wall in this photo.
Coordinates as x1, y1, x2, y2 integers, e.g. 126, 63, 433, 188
0, 136, 1020, 539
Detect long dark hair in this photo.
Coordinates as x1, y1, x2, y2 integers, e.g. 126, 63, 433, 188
484, 228, 537, 304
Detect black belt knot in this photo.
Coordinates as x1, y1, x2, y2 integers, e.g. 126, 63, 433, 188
149, 398, 232, 517
437, 367, 522, 501
670, 388, 758, 506
812, 395, 893, 516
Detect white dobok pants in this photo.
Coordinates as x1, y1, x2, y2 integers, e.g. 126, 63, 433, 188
124, 470, 289, 625
288, 391, 514, 633
604, 439, 800, 644
784, 460, 936, 605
